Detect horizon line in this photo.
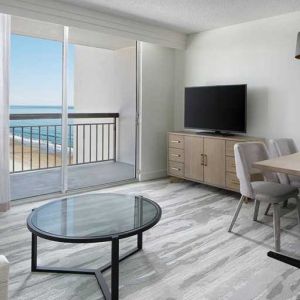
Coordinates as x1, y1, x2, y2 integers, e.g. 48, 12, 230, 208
10, 105, 74, 108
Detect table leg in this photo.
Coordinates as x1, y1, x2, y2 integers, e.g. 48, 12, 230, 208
268, 251, 300, 268
30, 233, 142, 300
111, 237, 119, 300
31, 233, 37, 272
138, 232, 143, 250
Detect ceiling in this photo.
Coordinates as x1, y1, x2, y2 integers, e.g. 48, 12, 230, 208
55, 0, 300, 33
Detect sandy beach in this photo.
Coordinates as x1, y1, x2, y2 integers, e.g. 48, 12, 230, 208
10, 137, 65, 172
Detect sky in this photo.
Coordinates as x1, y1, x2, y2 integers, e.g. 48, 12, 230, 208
10, 34, 74, 106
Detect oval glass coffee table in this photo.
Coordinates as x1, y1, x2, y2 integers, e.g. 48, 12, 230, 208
27, 193, 162, 300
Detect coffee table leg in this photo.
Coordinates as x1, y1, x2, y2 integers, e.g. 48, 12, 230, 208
111, 237, 119, 300
30, 233, 141, 300
31, 233, 37, 272
138, 232, 143, 250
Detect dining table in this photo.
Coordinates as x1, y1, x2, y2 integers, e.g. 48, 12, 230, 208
253, 152, 300, 268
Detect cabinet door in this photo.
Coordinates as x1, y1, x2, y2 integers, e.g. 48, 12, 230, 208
204, 138, 225, 186
184, 136, 204, 181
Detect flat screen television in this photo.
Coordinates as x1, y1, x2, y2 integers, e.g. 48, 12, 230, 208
184, 84, 247, 134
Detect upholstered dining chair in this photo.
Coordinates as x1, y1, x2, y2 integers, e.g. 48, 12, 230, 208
228, 142, 300, 252
264, 139, 300, 214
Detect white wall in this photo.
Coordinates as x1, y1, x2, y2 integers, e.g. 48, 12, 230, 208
174, 49, 185, 131
139, 42, 175, 180
74, 42, 177, 181
74, 45, 136, 165
181, 11, 300, 145
74, 47, 115, 112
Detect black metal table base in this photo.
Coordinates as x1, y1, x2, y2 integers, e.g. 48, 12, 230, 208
31, 233, 143, 300
268, 251, 300, 268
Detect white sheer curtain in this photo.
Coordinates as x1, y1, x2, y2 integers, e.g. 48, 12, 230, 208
0, 14, 11, 212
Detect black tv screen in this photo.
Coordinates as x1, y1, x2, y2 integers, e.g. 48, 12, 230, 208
184, 84, 247, 133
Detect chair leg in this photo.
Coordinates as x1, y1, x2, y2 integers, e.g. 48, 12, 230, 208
273, 203, 281, 252
253, 199, 260, 221
228, 195, 245, 232
264, 203, 271, 216
296, 197, 300, 225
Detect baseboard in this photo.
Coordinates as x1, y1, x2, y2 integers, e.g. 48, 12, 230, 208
139, 169, 167, 181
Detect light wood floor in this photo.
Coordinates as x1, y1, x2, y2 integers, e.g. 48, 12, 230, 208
1, 179, 300, 299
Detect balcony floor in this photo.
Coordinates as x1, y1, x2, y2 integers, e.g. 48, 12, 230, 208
10, 161, 135, 200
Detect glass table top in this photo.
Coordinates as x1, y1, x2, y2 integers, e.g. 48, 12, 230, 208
27, 194, 161, 242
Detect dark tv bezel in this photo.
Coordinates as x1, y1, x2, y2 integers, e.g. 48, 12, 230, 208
184, 84, 247, 134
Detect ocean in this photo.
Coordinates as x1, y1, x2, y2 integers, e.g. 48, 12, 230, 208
10, 105, 75, 149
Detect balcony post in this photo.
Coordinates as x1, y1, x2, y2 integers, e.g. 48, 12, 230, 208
113, 117, 117, 162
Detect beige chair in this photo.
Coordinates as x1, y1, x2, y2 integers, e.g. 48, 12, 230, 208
264, 138, 300, 214
0, 255, 9, 300
228, 142, 300, 252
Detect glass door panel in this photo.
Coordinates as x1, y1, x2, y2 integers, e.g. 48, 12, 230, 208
66, 27, 137, 190
9, 17, 137, 199
10, 16, 64, 199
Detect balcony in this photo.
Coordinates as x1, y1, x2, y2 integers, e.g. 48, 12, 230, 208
9, 113, 135, 200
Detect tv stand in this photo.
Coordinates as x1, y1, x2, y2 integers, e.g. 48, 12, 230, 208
168, 131, 264, 192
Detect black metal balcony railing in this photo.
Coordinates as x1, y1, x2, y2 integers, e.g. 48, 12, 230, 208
9, 113, 119, 173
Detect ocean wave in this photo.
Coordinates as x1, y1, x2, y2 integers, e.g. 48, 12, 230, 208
10, 134, 73, 154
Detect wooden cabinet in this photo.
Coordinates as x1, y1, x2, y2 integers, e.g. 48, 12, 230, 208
168, 132, 263, 192
226, 172, 240, 191
203, 138, 225, 186
226, 156, 236, 173
184, 136, 204, 181
225, 140, 241, 191
225, 140, 237, 157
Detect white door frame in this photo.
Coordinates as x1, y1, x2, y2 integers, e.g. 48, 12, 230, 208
61, 26, 69, 193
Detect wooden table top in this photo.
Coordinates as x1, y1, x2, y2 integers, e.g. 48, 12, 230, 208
253, 152, 300, 177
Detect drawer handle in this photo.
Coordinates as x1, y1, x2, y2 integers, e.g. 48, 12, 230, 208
171, 167, 181, 171
171, 154, 181, 157
171, 140, 181, 144
201, 154, 208, 166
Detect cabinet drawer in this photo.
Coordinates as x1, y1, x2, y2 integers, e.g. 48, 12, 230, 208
169, 148, 184, 163
226, 140, 240, 157
251, 172, 264, 182
168, 134, 184, 149
226, 156, 237, 173
168, 161, 184, 177
226, 172, 240, 191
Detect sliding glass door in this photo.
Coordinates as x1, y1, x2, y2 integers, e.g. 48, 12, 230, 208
10, 17, 64, 199
9, 16, 137, 200
66, 27, 137, 191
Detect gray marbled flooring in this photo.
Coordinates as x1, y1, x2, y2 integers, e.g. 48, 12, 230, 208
1, 179, 300, 300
